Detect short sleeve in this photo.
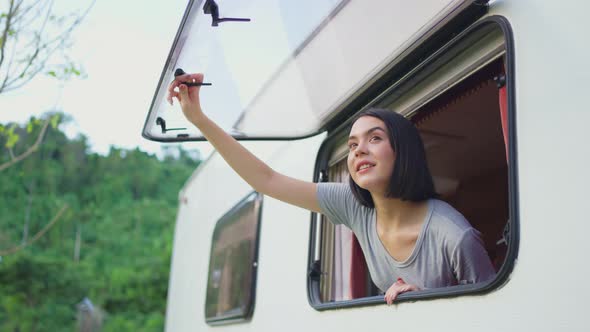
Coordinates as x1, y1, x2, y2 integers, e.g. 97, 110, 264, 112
316, 182, 361, 229
451, 228, 496, 285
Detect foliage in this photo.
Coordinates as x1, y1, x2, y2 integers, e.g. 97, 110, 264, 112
1, 0, 94, 171
0, 0, 95, 94
0, 115, 199, 331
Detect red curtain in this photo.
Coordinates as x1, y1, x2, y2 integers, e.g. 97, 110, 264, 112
499, 84, 509, 161
349, 235, 368, 298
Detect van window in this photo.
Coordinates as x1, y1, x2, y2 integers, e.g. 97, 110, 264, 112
308, 19, 517, 308
205, 192, 263, 324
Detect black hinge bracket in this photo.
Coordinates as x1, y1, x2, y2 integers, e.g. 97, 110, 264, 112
308, 260, 322, 280
156, 117, 186, 134
174, 68, 212, 87
493, 74, 506, 88
203, 0, 251, 27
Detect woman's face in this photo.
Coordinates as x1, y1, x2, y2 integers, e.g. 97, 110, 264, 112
347, 116, 395, 195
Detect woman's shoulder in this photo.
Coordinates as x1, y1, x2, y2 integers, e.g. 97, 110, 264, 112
427, 199, 476, 242
316, 182, 353, 203
317, 182, 368, 227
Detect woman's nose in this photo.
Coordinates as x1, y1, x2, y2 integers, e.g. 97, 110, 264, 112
355, 141, 369, 156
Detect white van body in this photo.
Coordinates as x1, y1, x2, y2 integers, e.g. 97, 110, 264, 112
160, 1, 590, 331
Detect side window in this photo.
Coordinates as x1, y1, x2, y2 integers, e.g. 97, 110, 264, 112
205, 192, 263, 324
308, 18, 517, 308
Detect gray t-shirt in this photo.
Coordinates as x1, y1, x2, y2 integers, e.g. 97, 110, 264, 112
317, 182, 495, 292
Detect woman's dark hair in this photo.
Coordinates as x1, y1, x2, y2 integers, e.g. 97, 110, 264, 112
348, 108, 437, 207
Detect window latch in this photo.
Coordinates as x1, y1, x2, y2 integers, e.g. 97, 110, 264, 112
203, 0, 251, 27
308, 260, 322, 280
156, 117, 186, 134
493, 74, 506, 88
496, 219, 511, 245
174, 68, 212, 86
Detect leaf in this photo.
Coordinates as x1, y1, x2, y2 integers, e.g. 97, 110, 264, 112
47, 71, 57, 77
50, 114, 60, 129
5, 132, 19, 148
27, 122, 33, 133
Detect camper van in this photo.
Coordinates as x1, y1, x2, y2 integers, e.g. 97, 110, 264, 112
142, 0, 590, 331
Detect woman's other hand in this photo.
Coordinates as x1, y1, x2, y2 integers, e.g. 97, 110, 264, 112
167, 72, 205, 125
384, 278, 419, 305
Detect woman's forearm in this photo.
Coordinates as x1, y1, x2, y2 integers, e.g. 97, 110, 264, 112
191, 112, 275, 193
170, 74, 320, 212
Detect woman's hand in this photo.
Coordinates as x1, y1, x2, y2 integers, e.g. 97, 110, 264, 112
167, 72, 205, 125
384, 278, 419, 305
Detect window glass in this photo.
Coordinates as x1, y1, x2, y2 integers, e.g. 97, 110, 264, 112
205, 192, 262, 324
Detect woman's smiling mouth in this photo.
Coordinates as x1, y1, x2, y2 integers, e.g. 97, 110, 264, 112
357, 162, 376, 173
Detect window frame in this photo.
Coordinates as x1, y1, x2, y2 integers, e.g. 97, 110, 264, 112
306, 16, 519, 310
205, 191, 264, 325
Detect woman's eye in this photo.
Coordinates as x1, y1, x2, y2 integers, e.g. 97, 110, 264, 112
370, 136, 381, 142
348, 143, 357, 150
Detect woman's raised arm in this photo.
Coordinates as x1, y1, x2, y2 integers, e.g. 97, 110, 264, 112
168, 73, 321, 213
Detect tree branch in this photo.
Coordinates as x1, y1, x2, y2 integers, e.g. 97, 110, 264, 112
0, 117, 50, 172
11, 0, 53, 82
0, 0, 16, 70
0, 0, 95, 93
0, 204, 68, 256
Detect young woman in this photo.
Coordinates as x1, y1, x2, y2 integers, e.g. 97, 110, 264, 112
168, 73, 495, 305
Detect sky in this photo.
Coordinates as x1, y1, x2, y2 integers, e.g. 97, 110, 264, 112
0, 0, 212, 158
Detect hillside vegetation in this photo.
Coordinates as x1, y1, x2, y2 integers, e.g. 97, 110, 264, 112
0, 115, 199, 331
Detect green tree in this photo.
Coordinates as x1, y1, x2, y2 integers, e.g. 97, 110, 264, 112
0, 0, 95, 261
0, 118, 199, 331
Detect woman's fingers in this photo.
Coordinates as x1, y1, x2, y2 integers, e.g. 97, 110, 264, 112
385, 289, 399, 305
385, 289, 401, 305
384, 280, 420, 305
167, 79, 181, 105
185, 73, 204, 83
167, 73, 204, 105
178, 83, 188, 98
385, 285, 398, 305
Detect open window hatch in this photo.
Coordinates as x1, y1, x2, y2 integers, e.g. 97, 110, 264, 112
143, 0, 491, 142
